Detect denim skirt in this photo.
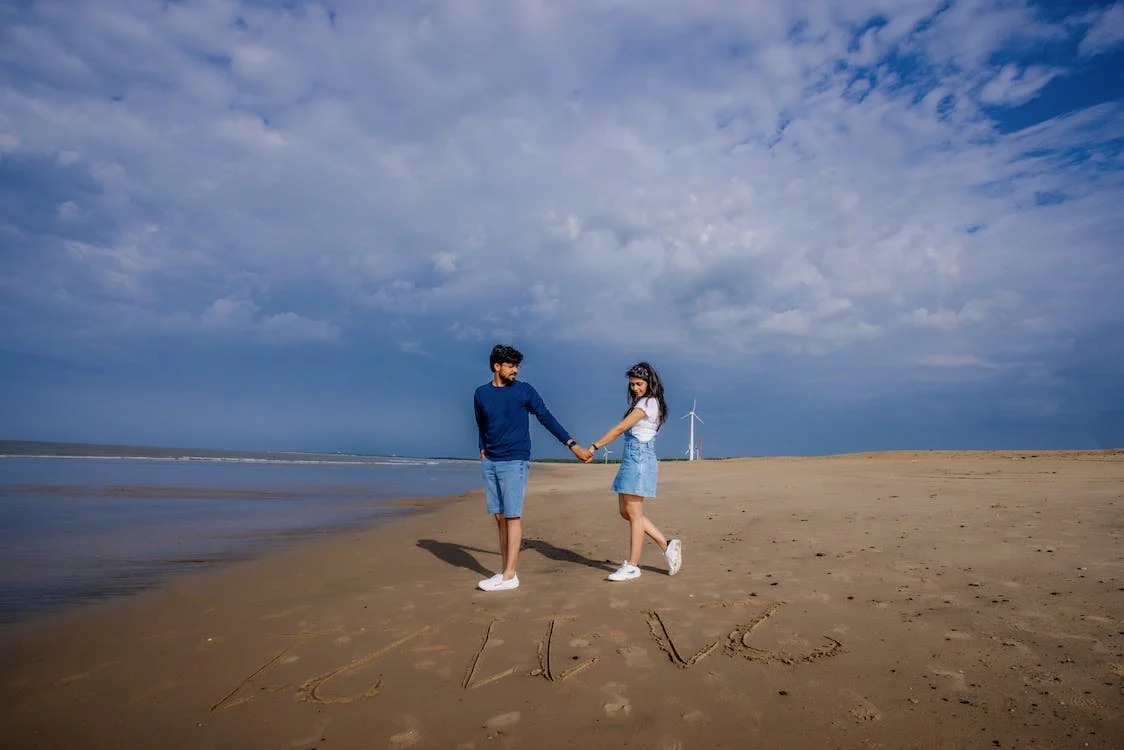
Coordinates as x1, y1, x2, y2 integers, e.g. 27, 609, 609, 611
612, 432, 658, 497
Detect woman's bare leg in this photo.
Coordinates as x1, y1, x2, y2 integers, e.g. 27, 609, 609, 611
619, 494, 668, 565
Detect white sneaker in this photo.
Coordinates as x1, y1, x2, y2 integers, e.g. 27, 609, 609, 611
477, 573, 503, 589
665, 539, 682, 576
607, 562, 641, 582
479, 574, 519, 591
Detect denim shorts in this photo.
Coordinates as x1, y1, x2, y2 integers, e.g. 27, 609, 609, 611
612, 433, 658, 498
481, 458, 530, 517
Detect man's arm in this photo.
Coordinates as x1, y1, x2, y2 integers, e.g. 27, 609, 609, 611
473, 391, 487, 459
525, 385, 572, 445
525, 385, 592, 461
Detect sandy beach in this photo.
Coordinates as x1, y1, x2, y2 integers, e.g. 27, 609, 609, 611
2, 451, 1122, 749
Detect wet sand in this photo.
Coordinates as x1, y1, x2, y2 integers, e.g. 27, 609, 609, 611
2, 451, 1122, 749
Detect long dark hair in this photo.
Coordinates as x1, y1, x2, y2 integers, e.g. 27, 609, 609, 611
624, 361, 667, 428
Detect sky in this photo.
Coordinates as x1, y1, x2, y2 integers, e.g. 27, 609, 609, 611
1, 0, 1122, 459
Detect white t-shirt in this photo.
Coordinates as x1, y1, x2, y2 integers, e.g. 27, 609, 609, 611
629, 397, 661, 442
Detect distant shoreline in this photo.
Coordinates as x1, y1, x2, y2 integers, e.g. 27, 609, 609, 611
0, 440, 475, 464
2, 439, 1120, 464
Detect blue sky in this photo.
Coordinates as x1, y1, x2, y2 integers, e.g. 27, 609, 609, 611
1, 0, 1122, 458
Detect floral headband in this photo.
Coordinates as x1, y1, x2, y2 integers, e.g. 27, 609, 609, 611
627, 364, 651, 379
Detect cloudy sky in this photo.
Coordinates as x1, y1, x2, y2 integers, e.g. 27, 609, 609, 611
1, 0, 1122, 458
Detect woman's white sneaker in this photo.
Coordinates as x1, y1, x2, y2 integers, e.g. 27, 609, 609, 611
607, 562, 641, 581
665, 539, 682, 576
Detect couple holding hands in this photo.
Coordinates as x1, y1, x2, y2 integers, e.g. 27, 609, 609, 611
473, 345, 683, 592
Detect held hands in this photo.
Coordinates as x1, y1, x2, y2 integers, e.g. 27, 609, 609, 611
569, 443, 594, 463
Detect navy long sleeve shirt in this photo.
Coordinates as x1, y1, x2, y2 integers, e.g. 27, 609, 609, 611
474, 381, 572, 461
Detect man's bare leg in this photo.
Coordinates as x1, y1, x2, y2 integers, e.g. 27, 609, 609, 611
502, 516, 522, 580
494, 513, 508, 572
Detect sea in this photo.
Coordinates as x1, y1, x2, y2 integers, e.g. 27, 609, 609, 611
0, 442, 481, 624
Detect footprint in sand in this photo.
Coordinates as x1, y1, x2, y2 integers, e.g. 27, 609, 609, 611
841, 690, 882, 723
601, 682, 632, 718
681, 709, 708, 724
388, 729, 422, 749
928, 666, 968, 690
388, 715, 424, 749
484, 711, 521, 728
289, 718, 331, 747
617, 644, 654, 669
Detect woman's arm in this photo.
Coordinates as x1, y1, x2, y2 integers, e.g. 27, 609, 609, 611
590, 407, 646, 450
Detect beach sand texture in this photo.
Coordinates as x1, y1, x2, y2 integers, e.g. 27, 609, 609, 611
2, 452, 1122, 749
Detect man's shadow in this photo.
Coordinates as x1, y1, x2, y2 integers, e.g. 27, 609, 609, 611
416, 537, 615, 574
415, 539, 494, 577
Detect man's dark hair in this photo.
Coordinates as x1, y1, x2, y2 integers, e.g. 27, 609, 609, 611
489, 344, 524, 370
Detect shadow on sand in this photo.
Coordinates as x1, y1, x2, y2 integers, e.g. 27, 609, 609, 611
415, 539, 494, 577
522, 537, 616, 573
416, 537, 620, 575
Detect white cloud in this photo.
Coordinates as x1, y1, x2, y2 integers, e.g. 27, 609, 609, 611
398, 341, 429, 356
1079, 3, 1124, 57
433, 252, 457, 275
918, 353, 998, 369
56, 201, 81, 220
0, 0, 1120, 398
201, 298, 256, 328
201, 298, 338, 343
978, 64, 1059, 106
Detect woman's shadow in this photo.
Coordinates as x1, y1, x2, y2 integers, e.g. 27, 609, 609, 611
522, 537, 615, 573
416, 537, 615, 574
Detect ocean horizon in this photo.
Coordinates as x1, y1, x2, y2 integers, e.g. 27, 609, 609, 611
0, 439, 471, 463
0, 441, 483, 625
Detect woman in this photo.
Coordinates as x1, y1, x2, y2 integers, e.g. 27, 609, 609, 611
587, 362, 682, 581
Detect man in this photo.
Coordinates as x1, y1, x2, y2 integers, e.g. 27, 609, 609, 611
473, 344, 592, 591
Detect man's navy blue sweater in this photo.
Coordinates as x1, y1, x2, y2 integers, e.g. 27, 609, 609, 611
474, 381, 572, 461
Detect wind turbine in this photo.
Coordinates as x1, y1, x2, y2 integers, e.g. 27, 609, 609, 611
601, 444, 614, 463
681, 398, 703, 461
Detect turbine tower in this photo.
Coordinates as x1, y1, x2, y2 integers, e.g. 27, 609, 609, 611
681, 398, 703, 461
601, 444, 613, 463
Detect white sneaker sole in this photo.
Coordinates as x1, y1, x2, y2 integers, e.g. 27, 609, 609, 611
666, 540, 682, 576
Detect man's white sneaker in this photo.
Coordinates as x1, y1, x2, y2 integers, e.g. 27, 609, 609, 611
665, 539, 682, 576
479, 574, 519, 591
607, 562, 641, 582
477, 573, 503, 590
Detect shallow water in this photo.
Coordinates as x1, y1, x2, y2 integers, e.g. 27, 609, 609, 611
0, 455, 480, 622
